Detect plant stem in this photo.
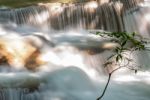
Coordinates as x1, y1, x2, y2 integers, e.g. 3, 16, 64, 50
97, 73, 112, 100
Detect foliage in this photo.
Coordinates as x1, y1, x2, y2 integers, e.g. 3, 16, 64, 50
0, 0, 89, 8
96, 31, 149, 100
96, 31, 148, 70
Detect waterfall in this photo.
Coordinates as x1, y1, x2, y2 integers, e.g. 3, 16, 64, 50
0, 0, 150, 100
0, 0, 144, 32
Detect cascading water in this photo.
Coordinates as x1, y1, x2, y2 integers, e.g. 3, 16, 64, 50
0, 1, 125, 31
0, 0, 150, 100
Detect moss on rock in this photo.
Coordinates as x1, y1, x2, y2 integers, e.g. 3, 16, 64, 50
0, 0, 90, 8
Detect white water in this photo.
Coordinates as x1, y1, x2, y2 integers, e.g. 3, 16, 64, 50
0, 1, 150, 100
0, 22, 150, 100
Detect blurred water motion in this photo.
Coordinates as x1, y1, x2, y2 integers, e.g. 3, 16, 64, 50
0, 0, 150, 100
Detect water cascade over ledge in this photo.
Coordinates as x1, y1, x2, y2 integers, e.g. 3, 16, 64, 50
0, 0, 145, 32
0, 0, 150, 100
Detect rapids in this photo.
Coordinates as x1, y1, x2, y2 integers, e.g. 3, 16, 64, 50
0, 0, 150, 100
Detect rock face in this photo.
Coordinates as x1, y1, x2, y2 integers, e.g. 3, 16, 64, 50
0, 34, 47, 70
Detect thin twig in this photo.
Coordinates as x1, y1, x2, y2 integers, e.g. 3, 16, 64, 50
96, 56, 137, 100
97, 73, 112, 100
96, 31, 148, 100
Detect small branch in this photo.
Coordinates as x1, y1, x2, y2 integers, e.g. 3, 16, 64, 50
110, 67, 122, 74
96, 65, 129, 100
96, 31, 148, 100
97, 73, 112, 100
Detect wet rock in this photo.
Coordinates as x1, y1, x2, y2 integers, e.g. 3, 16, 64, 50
0, 34, 47, 70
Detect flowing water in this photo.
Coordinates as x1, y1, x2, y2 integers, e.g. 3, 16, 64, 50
0, 0, 150, 100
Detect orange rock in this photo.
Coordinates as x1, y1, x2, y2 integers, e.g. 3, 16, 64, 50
25, 50, 47, 70
0, 35, 37, 69
0, 35, 51, 71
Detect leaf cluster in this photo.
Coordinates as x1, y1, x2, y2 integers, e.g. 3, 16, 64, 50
96, 31, 147, 62
96, 31, 149, 100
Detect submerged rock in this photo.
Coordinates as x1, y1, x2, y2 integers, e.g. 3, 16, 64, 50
0, 67, 95, 92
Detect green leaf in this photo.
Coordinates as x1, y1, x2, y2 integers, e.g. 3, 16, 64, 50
135, 70, 137, 74
96, 32, 100, 35
116, 56, 119, 62
121, 40, 127, 47
116, 54, 122, 62
116, 55, 120, 61
141, 45, 145, 50
132, 32, 136, 37
119, 54, 123, 60
115, 48, 119, 53
103, 61, 113, 67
